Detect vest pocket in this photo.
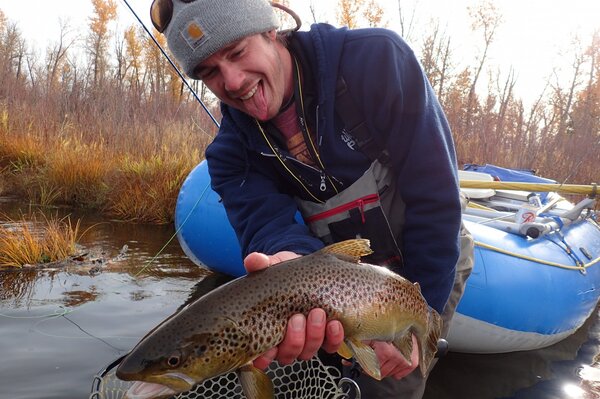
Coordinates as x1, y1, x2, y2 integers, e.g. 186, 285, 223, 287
296, 162, 403, 271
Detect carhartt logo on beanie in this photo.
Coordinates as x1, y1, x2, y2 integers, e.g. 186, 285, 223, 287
164, 0, 279, 78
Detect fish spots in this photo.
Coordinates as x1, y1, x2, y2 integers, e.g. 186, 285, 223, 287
120, 245, 441, 388
196, 345, 207, 356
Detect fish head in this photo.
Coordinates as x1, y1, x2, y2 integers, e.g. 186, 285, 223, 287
116, 316, 250, 395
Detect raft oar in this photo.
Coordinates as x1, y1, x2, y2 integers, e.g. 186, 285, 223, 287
459, 180, 598, 196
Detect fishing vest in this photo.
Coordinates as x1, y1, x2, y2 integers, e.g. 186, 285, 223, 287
296, 75, 405, 272
296, 159, 405, 271
255, 64, 406, 271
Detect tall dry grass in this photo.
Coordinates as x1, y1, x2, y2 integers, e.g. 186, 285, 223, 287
104, 148, 200, 223
0, 212, 80, 268
0, 87, 214, 223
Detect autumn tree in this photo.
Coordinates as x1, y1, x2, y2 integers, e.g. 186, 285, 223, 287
494, 67, 516, 140
337, 0, 364, 29
464, 0, 502, 137
143, 31, 170, 99
0, 22, 27, 87
363, 0, 386, 28
273, 0, 298, 31
45, 19, 75, 92
123, 26, 144, 95
87, 0, 117, 87
420, 22, 453, 101
550, 38, 586, 137
570, 31, 600, 140
396, 0, 418, 44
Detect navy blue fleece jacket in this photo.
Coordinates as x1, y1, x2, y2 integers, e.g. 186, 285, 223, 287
205, 24, 460, 313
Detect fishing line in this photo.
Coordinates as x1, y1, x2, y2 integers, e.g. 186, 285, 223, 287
559, 157, 585, 192
0, 306, 129, 352
29, 307, 136, 352
0, 306, 72, 319
120, 0, 225, 275
133, 182, 212, 278
58, 313, 128, 352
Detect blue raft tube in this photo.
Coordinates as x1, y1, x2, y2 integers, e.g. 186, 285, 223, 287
175, 161, 600, 353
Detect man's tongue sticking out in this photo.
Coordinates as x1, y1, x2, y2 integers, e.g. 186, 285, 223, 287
243, 82, 270, 121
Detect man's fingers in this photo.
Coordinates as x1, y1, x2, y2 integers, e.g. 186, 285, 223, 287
361, 338, 420, 379
276, 314, 306, 365
243, 251, 301, 273
243, 252, 271, 273
253, 347, 278, 370
322, 320, 344, 353
298, 309, 326, 360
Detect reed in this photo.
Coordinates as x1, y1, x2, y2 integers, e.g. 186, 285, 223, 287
0, 108, 210, 222
44, 139, 112, 208
0, 212, 81, 268
104, 149, 201, 224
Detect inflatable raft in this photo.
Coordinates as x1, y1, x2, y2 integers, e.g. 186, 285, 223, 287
175, 162, 600, 354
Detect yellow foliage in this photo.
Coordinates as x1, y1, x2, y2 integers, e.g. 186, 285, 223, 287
89, 0, 118, 37
104, 149, 199, 224
337, 0, 364, 29
1, 107, 7, 132
45, 139, 111, 207
0, 212, 81, 268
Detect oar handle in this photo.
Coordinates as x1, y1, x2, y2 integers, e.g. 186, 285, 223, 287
459, 180, 598, 196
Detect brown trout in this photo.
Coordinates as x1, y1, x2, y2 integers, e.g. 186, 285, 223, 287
116, 239, 443, 399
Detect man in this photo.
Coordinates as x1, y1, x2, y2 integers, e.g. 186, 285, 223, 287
155, 0, 473, 397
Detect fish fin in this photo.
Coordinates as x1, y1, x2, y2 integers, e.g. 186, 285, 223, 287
320, 239, 374, 263
346, 338, 382, 380
392, 332, 414, 365
237, 363, 274, 399
337, 341, 354, 359
418, 309, 444, 377
413, 282, 421, 292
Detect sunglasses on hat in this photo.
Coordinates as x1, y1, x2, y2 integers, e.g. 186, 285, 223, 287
150, 0, 196, 33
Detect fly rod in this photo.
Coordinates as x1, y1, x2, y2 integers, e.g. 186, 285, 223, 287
120, 0, 220, 128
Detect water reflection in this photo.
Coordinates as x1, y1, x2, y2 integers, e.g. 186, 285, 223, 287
0, 199, 210, 399
2, 197, 600, 399
580, 358, 600, 398
424, 304, 600, 399
0, 268, 39, 303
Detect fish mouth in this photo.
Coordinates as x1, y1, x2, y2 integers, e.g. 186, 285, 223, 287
162, 371, 197, 391
124, 380, 177, 399
120, 372, 196, 398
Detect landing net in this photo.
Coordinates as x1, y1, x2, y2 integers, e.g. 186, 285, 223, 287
90, 356, 360, 399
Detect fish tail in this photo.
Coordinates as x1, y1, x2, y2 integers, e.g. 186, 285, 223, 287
419, 308, 443, 377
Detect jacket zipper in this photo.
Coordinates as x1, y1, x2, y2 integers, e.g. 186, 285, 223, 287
305, 193, 379, 224
260, 152, 344, 190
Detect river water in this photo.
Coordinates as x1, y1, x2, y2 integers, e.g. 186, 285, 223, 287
1, 198, 599, 399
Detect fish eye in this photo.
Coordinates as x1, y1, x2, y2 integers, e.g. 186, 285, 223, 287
167, 354, 181, 368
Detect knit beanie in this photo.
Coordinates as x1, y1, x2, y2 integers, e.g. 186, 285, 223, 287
163, 0, 279, 78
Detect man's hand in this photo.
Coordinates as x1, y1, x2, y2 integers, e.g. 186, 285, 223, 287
369, 336, 420, 380
243, 251, 345, 369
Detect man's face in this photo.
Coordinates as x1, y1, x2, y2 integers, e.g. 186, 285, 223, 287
194, 31, 292, 122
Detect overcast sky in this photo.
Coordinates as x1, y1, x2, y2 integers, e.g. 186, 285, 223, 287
0, 0, 598, 105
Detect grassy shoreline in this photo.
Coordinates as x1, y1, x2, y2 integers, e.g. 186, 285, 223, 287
0, 118, 209, 224
0, 212, 80, 268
